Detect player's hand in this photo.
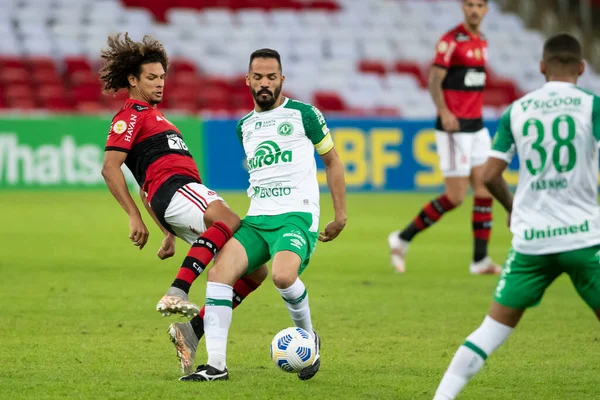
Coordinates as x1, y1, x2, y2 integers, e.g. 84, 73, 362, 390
158, 233, 176, 260
506, 212, 511, 228
440, 109, 460, 133
129, 215, 149, 250
319, 217, 346, 242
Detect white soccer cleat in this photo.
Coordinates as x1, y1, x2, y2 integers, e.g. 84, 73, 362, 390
156, 294, 200, 318
168, 322, 199, 374
470, 256, 502, 275
388, 231, 409, 273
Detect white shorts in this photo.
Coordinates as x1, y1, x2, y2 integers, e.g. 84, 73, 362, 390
163, 182, 224, 245
435, 128, 491, 177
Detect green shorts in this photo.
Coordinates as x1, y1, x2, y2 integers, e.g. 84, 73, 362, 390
233, 212, 319, 276
494, 245, 600, 310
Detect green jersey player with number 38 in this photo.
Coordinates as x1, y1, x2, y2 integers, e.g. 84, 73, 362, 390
433, 33, 600, 400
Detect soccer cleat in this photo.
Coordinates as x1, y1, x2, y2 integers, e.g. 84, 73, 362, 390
156, 294, 200, 318
387, 231, 409, 273
179, 364, 229, 382
168, 322, 199, 374
297, 330, 320, 381
470, 256, 502, 275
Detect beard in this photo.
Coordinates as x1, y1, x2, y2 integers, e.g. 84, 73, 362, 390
251, 85, 282, 110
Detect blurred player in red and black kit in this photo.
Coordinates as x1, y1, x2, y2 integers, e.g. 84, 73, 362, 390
389, 0, 501, 274
99, 33, 267, 373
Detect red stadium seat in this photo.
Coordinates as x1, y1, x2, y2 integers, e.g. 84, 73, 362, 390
198, 87, 232, 111
0, 56, 26, 70
64, 56, 93, 75
358, 60, 387, 76
168, 83, 199, 103
231, 91, 255, 110
28, 57, 57, 73
38, 84, 68, 100
3, 84, 35, 102
169, 58, 198, 75
170, 72, 203, 91
308, 1, 341, 11
69, 70, 101, 86
6, 98, 39, 110
43, 97, 76, 112
313, 91, 346, 112
72, 84, 103, 103
0, 68, 29, 85
33, 69, 63, 85
393, 61, 428, 88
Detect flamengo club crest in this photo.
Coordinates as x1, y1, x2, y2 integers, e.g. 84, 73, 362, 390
277, 121, 294, 136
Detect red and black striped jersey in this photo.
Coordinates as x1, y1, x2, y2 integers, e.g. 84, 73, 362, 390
433, 24, 487, 132
105, 99, 201, 201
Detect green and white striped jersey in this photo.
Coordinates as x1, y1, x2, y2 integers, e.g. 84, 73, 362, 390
491, 81, 600, 254
236, 98, 333, 230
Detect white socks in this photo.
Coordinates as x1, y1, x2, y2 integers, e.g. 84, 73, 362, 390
277, 278, 314, 335
204, 282, 233, 371
434, 316, 514, 400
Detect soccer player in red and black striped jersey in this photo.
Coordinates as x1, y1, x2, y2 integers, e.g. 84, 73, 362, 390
388, 0, 501, 275
99, 34, 267, 374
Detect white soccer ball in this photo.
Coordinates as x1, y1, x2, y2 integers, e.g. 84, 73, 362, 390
270, 327, 315, 373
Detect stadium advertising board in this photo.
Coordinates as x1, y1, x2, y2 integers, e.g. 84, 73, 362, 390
0, 116, 203, 189
203, 118, 519, 191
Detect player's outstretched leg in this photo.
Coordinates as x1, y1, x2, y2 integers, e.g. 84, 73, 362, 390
179, 238, 248, 382
169, 267, 267, 374
433, 303, 522, 399
158, 200, 239, 318
388, 194, 457, 273
272, 250, 320, 380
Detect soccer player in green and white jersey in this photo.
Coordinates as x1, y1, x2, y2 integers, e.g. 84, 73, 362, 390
433, 33, 600, 400
179, 49, 347, 382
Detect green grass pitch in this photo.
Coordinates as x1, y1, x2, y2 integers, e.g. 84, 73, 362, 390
0, 192, 598, 399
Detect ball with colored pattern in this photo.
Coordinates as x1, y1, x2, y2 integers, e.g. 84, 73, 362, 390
270, 327, 315, 373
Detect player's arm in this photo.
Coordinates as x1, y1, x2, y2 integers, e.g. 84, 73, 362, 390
483, 158, 512, 213
139, 189, 176, 260
103, 113, 150, 249
101, 151, 149, 249
303, 104, 346, 242
319, 147, 346, 242
483, 105, 516, 213
430, 38, 459, 132
429, 66, 451, 115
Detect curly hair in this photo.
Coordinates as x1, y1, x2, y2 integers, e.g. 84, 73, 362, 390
99, 33, 169, 93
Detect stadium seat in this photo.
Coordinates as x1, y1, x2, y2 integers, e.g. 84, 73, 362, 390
313, 91, 346, 112
33, 69, 63, 85
0, 68, 29, 85
0, 56, 25, 69
393, 61, 428, 88
358, 60, 387, 76
64, 56, 94, 75
0, 0, 598, 113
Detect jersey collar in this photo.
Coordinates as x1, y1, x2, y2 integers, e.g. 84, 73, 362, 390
543, 81, 575, 88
